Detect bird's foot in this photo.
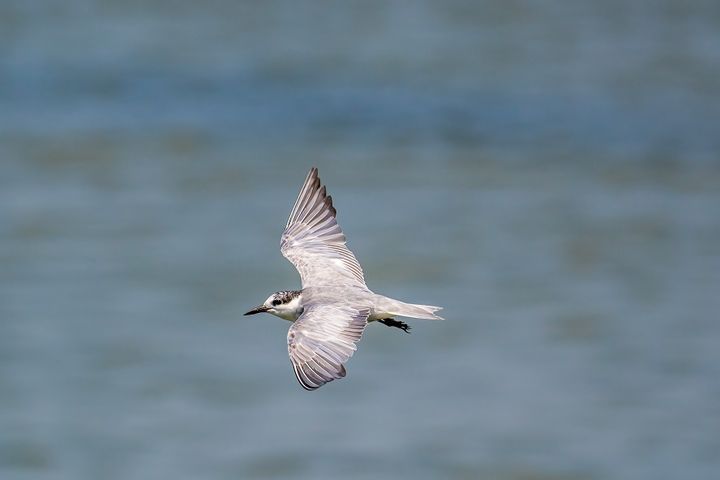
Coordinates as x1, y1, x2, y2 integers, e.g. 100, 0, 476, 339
378, 318, 411, 333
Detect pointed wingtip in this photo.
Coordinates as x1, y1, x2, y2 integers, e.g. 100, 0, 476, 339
308, 167, 319, 182
303, 167, 319, 189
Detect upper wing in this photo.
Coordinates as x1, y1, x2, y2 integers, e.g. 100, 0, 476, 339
280, 168, 366, 288
287, 304, 370, 390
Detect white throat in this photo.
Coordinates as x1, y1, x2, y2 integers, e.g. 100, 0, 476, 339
270, 294, 304, 321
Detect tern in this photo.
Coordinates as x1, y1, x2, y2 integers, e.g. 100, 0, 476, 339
245, 167, 443, 390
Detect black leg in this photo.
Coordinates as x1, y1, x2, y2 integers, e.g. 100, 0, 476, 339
378, 318, 411, 333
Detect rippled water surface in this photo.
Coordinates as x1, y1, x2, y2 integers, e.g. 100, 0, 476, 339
2, 2, 719, 479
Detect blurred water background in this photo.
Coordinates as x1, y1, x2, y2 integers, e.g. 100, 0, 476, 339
2, 1, 720, 479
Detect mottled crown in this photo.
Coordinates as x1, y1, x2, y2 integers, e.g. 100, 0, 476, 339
269, 290, 301, 306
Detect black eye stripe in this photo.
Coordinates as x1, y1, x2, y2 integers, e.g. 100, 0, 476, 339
269, 290, 301, 307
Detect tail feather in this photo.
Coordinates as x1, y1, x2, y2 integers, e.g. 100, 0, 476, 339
378, 297, 444, 320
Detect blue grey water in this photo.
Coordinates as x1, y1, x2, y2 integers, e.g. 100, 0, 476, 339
2, 1, 720, 479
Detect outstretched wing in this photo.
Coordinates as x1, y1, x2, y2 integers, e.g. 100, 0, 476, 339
287, 304, 370, 390
280, 168, 366, 288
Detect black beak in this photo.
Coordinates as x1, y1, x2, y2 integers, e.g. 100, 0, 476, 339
244, 305, 268, 316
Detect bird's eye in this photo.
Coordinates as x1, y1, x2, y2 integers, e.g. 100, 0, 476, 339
271, 299, 280, 306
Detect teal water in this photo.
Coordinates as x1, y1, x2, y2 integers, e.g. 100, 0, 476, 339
2, 2, 720, 479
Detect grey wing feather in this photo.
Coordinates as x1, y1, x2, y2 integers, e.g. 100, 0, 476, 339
287, 304, 370, 390
281, 168, 366, 288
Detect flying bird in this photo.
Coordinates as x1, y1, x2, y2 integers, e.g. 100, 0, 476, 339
245, 168, 443, 390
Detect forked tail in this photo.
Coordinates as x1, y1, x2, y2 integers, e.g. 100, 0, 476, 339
377, 296, 444, 320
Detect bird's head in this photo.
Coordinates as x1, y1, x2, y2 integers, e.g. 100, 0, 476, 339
245, 290, 303, 321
